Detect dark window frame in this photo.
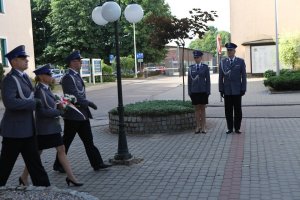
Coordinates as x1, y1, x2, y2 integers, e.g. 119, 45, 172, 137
0, 0, 3, 13
0, 38, 7, 66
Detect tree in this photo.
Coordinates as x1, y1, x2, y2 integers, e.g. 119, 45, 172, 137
279, 32, 300, 69
45, 0, 112, 65
127, 0, 172, 63
189, 27, 230, 56
31, 0, 171, 66
31, 0, 51, 65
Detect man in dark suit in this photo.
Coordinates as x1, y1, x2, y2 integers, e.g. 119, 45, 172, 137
219, 43, 247, 134
0, 45, 50, 186
53, 50, 111, 172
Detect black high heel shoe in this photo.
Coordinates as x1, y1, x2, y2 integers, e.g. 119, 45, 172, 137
66, 177, 83, 187
19, 177, 26, 186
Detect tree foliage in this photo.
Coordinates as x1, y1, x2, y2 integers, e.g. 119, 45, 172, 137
45, 0, 112, 65
111, 56, 135, 73
145, 8, 218, 48
122, 0, 171, 63
30, 0, 51, 64
189, 27, 230, 55
31, 0, 171, 66
279, 32, 300, 69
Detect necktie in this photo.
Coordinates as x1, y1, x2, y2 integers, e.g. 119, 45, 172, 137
23, 73, 29, 83
196, 64, 200, 71
76, 73, 85, 86
22, 73, 33, 89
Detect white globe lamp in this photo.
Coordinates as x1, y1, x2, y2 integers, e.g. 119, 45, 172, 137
124, 4, 144, 23
101, 1, 121, 22
91, 6, 108, 26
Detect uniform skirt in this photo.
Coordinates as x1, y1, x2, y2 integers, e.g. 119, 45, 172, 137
190, 92, 208, 105
37, 133, 63, 150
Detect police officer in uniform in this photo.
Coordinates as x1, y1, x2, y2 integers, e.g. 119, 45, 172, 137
0, 45, 50, 186
53, 50, 111, 172
219, 43, 247, 134
188, 50, 211, 134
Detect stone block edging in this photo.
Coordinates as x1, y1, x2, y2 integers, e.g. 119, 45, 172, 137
109, 112, 196, 134
0, 186, 98, 200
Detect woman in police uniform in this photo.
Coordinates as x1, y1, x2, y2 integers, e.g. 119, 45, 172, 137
188, 50, 211, 133
19, 64, 83, 187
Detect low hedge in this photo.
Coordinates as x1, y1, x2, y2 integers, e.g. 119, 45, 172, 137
109, 100, 194, 117
264, 70, 300, 90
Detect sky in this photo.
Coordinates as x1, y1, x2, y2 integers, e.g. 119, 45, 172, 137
164, 0, 230, 45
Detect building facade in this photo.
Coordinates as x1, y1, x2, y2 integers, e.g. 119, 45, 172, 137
0, 0, 35, 76
164, 46, 214, 75
230, 0, 300, 73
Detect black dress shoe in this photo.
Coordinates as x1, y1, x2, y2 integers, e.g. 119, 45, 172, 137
66, 177, 83, 187
53, 165, 66, 173
226, 130, 233, 134
94, 163, 112, 171
235, 130, 242, 134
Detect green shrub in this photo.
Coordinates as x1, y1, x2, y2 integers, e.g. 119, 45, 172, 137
0, 63, 7, 89
122, 73, 134, 78
280, 68, 292, 75
264, 70, 276, 78
109, 100, 194, 117
264, 70, 300, 90
102, 65, 116, 82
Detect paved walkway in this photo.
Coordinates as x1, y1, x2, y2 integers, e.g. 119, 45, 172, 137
2, 75, 300, 200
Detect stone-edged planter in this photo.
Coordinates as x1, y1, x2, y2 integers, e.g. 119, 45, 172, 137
109, 112, 196, 134
0, 186, 98, 200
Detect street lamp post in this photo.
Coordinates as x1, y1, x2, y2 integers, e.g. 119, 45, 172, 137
92, 1, 143, 162
274, 0, 280, 76
133, 23, 138, 78
124, 4, 144, 78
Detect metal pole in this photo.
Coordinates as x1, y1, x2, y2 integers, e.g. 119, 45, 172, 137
218, 53, 223, 102
133, 23, 137, 78
275, 0, 280, 76
114, 19, 132, 160
182, 44, 185, 102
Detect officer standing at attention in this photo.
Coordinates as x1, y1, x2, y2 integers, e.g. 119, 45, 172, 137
53, 50, 111, 172
0, 45, 50, 186
188, 50, 211, 134
219, 43, 247, 134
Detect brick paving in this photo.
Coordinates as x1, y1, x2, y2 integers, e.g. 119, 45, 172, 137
1, 75, 300, 200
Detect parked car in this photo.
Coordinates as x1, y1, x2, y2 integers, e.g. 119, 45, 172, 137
144, 66, 165, 74
145, 67, 157, 72
51, 69, 65, 84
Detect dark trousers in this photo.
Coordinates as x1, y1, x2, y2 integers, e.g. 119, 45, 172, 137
54, 119, 104, 169
224, 95, 242, 131
0, 137, 50, 186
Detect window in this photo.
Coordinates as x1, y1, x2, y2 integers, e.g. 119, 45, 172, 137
0, 38, 7, 66
0, 0, 3, 13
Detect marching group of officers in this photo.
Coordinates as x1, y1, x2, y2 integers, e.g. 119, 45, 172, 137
0, 45, 111, 187
0, 42, 246, 187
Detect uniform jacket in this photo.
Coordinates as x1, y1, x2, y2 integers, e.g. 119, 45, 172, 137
35, 83, 62, 135
188, 63, 211, 96
0, 69, 36, 138
219, 57, 247, 95
61, 69, 92, 121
